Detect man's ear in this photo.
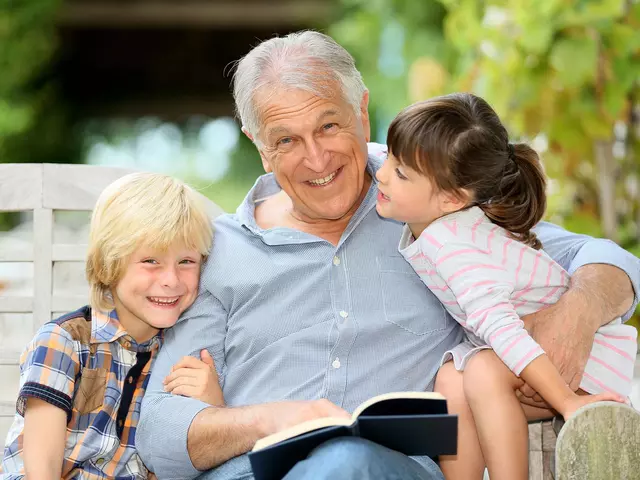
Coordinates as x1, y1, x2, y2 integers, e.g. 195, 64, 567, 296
360, 91, 371, 143
241, 126, 255, 142
259, 152, 272, 173
242, 126, 272, 173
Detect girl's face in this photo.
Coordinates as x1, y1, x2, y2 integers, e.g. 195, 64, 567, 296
375, 153, 464, 235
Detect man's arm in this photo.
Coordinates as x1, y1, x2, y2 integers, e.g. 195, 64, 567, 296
137, 290, 349, 478
520, 221, 640, 401
535, 221, 637, 321
136, 288, 228, 479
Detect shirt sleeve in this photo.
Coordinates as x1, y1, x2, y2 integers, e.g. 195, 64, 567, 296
434, 241, 545, 375
136, 288, 228, 479
534, 221, 640, 321
16, 323, 80, 423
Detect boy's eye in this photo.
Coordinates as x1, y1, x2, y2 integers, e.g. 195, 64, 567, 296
395, 168, 408, 180
179, 259, 197, 265
142, 259, 159, 265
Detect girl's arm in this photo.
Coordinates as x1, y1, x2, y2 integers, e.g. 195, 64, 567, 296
434, 242, 621, 418
23, 398, 67, 480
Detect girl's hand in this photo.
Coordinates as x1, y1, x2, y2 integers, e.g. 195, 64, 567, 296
163, 349, 225, 406
561, 391, 625, 420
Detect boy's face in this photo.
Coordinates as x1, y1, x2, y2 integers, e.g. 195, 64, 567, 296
111, 242, 202, 342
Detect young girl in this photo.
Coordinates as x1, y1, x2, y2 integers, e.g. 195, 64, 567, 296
375, 93, 638, 480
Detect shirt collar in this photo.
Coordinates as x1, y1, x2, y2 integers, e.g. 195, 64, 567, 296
90, 308, 162, 352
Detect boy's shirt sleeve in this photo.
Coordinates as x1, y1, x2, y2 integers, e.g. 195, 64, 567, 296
17, 323, 81, 422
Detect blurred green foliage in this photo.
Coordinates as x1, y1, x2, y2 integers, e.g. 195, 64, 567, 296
331, 0, 640, 328
0, 0, 81, 230
0, 0, 79, 164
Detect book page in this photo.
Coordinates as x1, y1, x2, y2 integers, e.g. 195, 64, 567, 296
252, 416, 353, 452
352, 391, 445, 419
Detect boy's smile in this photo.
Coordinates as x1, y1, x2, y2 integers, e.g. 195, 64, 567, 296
111, 243, 202, 343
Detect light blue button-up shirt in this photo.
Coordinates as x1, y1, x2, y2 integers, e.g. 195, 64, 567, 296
137, 145, 639, 480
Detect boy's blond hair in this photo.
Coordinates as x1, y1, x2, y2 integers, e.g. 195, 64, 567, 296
86, 172, 214, 312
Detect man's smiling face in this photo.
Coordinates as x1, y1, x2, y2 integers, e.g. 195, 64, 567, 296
253, 86, 371, 222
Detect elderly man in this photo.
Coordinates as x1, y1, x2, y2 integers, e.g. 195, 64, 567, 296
137, 31, 639, 479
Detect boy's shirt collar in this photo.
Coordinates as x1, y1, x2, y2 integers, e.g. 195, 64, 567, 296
91, 308, 162, 352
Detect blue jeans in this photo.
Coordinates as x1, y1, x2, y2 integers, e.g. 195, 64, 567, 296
196, 437, 444, 480
282, 437, 444, 480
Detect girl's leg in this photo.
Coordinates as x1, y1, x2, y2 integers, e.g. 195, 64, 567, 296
434, 361, 485, 480
463, 350, 529, 480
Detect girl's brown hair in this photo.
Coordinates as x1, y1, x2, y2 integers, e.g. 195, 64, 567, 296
387, 93, 546, 249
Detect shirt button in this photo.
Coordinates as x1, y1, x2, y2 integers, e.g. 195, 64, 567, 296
128, 376, 133, 384
96, 458, 105, 466
333, 256, 341, 266
332, 357, 341, 369
339, 311, 348, 319
118, 419, 124, 428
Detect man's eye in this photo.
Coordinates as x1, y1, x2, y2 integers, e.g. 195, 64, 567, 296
395, 168, 408, 180
323, 123, 337, 131
277, 137, 293, 146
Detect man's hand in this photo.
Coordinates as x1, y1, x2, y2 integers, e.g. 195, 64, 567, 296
187, 398, 350, 470
164, 350, 225, 406
519, 289, 596, 405
259, 399, 351, 438
519, 264, 634, 406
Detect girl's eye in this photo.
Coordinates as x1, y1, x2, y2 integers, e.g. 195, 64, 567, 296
395, 168, 408, 180
142, 259, 158, 265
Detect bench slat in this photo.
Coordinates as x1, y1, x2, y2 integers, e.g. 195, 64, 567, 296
51, 296, 88, 312
0, 350, 22, 366
53, 244, 88, 262
0, 247, 33, 262
0, 297, 32, 313
0, 164, 43, 212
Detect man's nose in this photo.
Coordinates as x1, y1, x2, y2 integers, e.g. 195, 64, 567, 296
303, 138, 331, 173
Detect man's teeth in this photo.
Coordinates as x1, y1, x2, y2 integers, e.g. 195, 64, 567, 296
309, 170, 337, 186
149, 297, 179, 305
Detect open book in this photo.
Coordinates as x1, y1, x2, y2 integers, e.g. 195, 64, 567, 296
248, 392, 458, 480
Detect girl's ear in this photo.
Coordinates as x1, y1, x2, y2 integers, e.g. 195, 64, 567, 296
440, 189, 470, 214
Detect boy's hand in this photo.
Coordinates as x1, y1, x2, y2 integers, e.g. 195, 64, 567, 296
163, 350, 225, 406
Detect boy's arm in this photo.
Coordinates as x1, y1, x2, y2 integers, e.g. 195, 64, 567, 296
23, 398, 67, 480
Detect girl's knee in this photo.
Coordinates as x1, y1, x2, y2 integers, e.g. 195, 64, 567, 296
435, 363, 465, 398
463, 350, 520, 400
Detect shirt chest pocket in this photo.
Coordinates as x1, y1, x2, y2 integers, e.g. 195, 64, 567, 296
75, 368, 108, 414
376, 255, 448, 336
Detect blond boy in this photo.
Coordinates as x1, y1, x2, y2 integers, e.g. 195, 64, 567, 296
1, 173, 216, 479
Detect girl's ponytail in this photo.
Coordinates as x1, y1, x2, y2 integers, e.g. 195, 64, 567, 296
480, 143, 547, 250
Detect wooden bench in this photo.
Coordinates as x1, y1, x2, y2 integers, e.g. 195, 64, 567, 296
1, 163, 639, 479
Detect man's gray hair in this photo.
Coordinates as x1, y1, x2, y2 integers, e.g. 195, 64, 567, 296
232, 30, 368, 143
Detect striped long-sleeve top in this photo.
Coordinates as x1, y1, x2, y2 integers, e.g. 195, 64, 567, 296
399, 206, 637, 396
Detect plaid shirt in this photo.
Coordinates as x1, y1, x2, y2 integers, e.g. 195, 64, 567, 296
1, 306, 162, 479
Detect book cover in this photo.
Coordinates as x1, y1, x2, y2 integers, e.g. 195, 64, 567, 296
248, 392, 457, 480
